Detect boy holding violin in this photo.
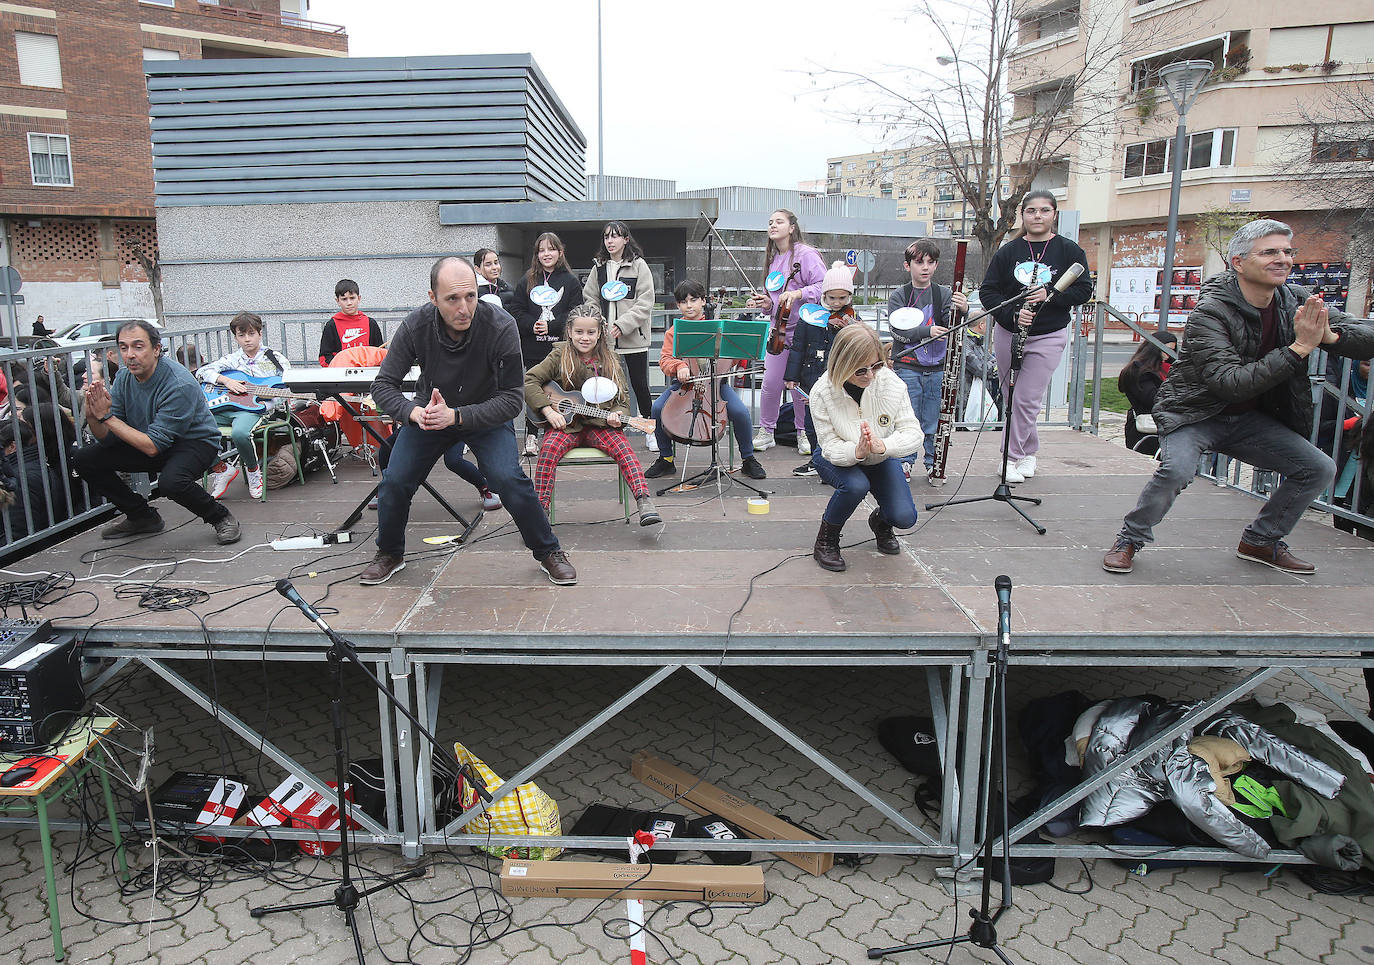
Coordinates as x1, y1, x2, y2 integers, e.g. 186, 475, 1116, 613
645, 279, 767, 481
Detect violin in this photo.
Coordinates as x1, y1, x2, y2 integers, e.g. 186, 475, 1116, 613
657, 358, 729, 446
828, 305, 857, 327
766, 262, 803, 356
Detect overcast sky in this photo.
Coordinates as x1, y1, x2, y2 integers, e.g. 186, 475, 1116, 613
308, 0, 929, 191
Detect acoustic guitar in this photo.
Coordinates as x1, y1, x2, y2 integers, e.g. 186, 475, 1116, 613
529, 382, 656, 434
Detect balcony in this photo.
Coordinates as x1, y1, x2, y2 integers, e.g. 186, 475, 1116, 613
196, 2, 347, 35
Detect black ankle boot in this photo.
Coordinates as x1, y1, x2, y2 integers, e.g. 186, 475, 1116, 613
813, 520, 846, 572
868, 509, 900, 555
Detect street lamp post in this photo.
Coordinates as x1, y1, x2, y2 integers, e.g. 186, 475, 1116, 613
1155, 60, 1212, 333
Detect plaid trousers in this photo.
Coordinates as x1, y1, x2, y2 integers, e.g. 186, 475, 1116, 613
533, 425, 648, 508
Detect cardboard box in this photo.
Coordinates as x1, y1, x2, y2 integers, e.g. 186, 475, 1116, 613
192, 777, 248, 844
236, 775, 358, 856
501, 858, 765, 903
631, 752, 834, 875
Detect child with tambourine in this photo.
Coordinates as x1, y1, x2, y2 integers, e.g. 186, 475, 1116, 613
523, 304, 662, 527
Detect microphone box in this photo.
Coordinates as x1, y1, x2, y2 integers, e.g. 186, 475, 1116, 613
236, 774, 359, 857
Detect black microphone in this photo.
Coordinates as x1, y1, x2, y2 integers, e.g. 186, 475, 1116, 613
276, 579, 334, 637
994, 575, 1012, 639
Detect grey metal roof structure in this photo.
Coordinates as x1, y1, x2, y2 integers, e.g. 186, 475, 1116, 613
146, 54, 586, 206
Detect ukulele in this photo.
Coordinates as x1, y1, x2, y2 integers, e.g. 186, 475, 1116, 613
529, 382, 657, 434
203, 371, 316, 413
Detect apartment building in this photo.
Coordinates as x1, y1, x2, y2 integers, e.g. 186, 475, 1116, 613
0, 0, 347, 330
826, 144, 1009, 240
1009, 0, 1373, 320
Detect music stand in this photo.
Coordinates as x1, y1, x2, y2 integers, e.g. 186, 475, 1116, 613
658, 319, 770, 500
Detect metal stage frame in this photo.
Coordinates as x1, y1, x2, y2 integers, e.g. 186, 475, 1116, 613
77, 626, 1373, 877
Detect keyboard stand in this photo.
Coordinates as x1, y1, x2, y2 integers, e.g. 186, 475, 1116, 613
324, 391, 483, 543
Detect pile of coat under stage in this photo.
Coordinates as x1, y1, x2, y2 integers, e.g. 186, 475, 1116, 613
1019, 692, 1374, 873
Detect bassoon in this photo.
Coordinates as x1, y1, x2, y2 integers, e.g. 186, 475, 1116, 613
928, 239, 969, 484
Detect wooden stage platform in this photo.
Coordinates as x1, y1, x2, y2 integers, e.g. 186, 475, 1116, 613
18, 426, 1371, 650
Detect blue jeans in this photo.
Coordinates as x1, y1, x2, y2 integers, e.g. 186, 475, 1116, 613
377, 422, 557, 558
444, 443, 488, 491
812, 453, 918, 529
896, 367, 942, 470
1119, 410, 1335, 547
215, 408, 262, 470
651, 380, 755, 460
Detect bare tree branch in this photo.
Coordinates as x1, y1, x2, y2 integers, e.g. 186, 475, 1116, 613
809, 0, 1189, 257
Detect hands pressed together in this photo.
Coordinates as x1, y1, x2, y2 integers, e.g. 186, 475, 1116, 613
854, 420, 886, 460
413, 388, 457, 430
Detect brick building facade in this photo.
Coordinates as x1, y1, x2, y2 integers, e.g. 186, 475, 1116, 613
0, 0, 346, 331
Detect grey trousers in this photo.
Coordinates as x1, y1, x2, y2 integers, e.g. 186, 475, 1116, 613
1118, 410, 1334, 547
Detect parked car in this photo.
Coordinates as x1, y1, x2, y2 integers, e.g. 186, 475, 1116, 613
50, 316, 160, 348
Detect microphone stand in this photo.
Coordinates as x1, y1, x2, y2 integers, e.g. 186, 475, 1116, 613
252, 581, 486, 965
868, 577, 1017, 964
921, 278, 1088, 535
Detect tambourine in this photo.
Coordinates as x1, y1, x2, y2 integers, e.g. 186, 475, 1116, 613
887, 306, 927, 336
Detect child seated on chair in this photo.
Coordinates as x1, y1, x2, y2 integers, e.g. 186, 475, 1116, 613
523, 304, 662, 527
199, 311, 291, 500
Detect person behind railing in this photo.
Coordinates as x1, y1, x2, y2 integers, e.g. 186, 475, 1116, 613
1103, 219, 1374, 576
0, 402, 78, 541
1317, 355, 1371, 533
1117, 332, 1177, 456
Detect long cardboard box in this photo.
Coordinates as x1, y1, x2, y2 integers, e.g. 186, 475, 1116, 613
500, 858, 765, 903
631, 752, 834, 875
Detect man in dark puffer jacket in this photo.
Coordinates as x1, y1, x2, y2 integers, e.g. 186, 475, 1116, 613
1104, 219, 1374, 575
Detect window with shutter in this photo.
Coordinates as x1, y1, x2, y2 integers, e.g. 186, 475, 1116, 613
15, 32, 61, 89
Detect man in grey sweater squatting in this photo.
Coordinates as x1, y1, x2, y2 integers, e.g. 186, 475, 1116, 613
360, 256, 576, 586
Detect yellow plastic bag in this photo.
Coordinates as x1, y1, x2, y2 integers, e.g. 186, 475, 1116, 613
453, 740, 562, 860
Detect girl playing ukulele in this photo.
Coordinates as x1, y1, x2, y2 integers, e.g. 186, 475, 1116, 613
523, 304, 663, 527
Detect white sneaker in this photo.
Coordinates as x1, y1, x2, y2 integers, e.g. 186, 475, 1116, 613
645, 435, 659, 453
1002, 460, 1025, 484
797, 435, 812, 456
480, 488, 503, 513
1016, 455, 1037, 478
207, 463, 239, 500
524, 432, 540, 457
752, 428, 775, 451
247, 468, 264, 500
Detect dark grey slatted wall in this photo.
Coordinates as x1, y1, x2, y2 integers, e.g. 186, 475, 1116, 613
147, 54, 586, 206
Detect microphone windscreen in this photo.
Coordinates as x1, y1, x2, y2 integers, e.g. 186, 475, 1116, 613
1053, 263, 1085, 293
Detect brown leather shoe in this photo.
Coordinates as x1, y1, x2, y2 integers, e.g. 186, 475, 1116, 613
1102, 538, 1138, 573
1236, 540, 1315, 574
868, 509, 900, 555
538, 549, 577, 585
359, 552, 406, 585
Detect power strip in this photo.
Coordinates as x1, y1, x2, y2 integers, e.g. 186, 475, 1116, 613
270, 532, 353, 551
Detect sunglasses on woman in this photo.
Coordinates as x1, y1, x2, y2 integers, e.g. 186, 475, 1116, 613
853, 360, 886, 378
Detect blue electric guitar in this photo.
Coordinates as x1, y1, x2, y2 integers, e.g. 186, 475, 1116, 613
203, 371, 317, 413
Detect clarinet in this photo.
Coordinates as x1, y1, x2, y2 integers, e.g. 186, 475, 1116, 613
928, 240, 969, 484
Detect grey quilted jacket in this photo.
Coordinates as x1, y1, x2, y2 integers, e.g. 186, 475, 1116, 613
1078, 697, 1345, 859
